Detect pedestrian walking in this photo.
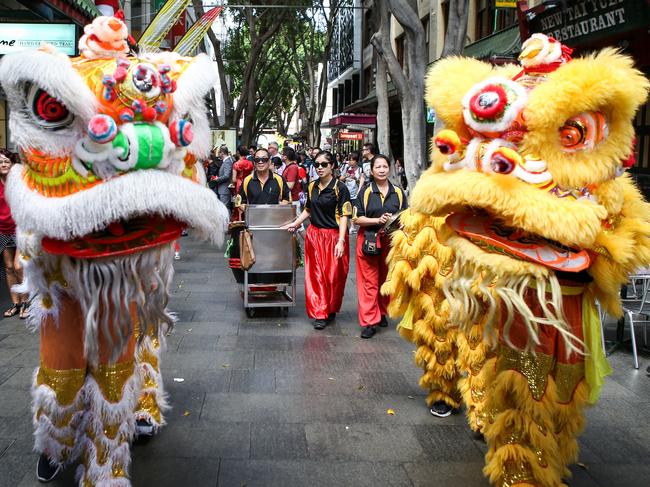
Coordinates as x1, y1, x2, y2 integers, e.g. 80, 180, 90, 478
353, 154, 408, 338
209, 145, 234, 213
339, 151, 363, 234
360, 142, 375, 185
238, 148, 290, 206
282, 147, 302, 204
0, 149, 27, 319
395, 157, 408, 190
282, 151, 352, 330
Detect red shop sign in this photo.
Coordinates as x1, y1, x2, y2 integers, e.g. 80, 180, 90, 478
339, 131, 364, 141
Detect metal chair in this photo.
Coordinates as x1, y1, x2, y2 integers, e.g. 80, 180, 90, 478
620, 274, 650, 369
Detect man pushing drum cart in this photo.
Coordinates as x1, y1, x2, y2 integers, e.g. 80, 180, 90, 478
225, 148, 298, 317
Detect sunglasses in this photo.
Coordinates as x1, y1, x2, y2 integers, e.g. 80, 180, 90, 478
313, 162, 331, 168
254, 157, 270, 163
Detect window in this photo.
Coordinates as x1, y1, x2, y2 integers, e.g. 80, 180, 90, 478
395, 34, 405, 68
476, 0, 518, 40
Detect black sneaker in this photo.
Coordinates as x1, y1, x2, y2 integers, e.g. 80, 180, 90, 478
429, 401, 454, 418
360, 326, 376, 339
36, 454, 61, 483
378, 315, 388, 327
326, 313, 336, 322
313, 319, 327, 330
136, 418, 155, 438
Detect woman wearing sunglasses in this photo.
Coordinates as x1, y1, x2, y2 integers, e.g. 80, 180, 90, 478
283, 151, 352, 329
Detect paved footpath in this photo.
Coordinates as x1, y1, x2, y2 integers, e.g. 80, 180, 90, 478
1, 236, 649, 487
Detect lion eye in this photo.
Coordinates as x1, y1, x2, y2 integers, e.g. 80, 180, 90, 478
559, 112, 608, 152
27, 83, 75, 130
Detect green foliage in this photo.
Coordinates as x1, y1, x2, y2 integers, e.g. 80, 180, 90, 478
220, 0, 335, 138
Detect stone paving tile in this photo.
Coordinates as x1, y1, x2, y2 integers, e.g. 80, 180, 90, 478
134, 421, 250, 460
585, 463, 650, 487
402, 462, 489, 487
305, 423, 424, 462
275, 370, 364, 396
228, 369, 275, 393
217, 459, 412, 487
250, 423, 309, 459
413, 425, 484, 462
131, 456, 220, 487
0, 366, 19, 386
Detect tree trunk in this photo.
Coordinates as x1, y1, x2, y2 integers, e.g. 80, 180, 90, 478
372, 0, 427, 188
373, 1, 391, 160
441, 0, 470, 57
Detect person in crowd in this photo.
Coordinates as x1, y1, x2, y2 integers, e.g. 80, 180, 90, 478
208, 145, 234, 213
268, 141, 283, 172
282, 147, 302, 205
233, 148, 254, 194
238, 148, 290, 207
308, 147, 321, 182
248, 145, 257, 161
353, 154, 408, 338
283, 151, 352, 329
361, 142, 375, 184
339, 151, 363, 234
394, 157, 408, 190
0, 149, 27, 319
206, 146, 221, 185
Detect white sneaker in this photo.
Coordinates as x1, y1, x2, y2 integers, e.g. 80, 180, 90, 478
174, 251, 181, 260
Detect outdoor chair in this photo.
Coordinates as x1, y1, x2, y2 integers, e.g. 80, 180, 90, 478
620, 272, 650, 369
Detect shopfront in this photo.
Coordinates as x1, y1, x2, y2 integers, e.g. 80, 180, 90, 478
326, 113, 376, 155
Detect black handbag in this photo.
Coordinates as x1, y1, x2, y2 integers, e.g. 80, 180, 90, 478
362, 230, 382, 255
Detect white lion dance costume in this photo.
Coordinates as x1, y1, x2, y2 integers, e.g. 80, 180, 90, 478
0, 15, 227, 486
384, 34, 650, 486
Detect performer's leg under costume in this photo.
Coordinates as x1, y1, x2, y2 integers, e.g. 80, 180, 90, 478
382, 215, 464, 410
134, 326, 168, 431
483, 288, 587, 487
34, 294, 140, 486
304, 226, 349, 320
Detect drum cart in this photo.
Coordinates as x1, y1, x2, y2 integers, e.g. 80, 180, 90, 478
243, 205, 297, 318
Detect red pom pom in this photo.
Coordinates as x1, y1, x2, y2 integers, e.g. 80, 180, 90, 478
142, 106, 157, 122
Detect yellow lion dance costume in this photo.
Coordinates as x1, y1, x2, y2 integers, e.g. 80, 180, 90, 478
384, 34, 650, 486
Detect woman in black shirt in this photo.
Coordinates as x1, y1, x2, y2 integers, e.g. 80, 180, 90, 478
283, 151, 352, 329
353, 155, 408, 338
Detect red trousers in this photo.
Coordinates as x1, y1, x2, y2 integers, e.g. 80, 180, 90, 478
355, 232, 390, 327
304, 225, 349, 319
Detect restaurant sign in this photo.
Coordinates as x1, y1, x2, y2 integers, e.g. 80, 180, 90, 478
529, 0, 650, 45
495, 1, 517, 7
339, 131, 364, 141
0, 23, 77, 56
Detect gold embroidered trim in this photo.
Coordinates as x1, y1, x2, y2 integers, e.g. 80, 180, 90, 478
90, 361, 134, 403
497, 346, 555, 401
554, 361, 585, 404
36, 364, 85, 406
136, 392, 162, 424
502, 459, 535, 487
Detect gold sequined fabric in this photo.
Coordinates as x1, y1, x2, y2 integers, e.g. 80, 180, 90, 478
554, 361, 585, 404
497, 346, 555, 401
90, 361, 135, 403
36, 364, 85, 406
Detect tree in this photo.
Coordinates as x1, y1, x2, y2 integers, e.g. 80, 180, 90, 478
372, 0, 392, 161
282, 0, 339, 147
371, 0, 427, 190
441, 0, 470, 57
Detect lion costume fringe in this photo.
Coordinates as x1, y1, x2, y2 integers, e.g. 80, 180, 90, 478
0, 13, 227, 486
384, 34, 650, 486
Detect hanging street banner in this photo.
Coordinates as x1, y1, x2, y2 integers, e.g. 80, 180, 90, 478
529, 0, 650, 46
0, 23, 76, 56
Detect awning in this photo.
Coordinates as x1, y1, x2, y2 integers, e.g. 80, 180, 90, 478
43, 0, 101, 26
324, 113, 377, 129
463, 25, 521, 60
